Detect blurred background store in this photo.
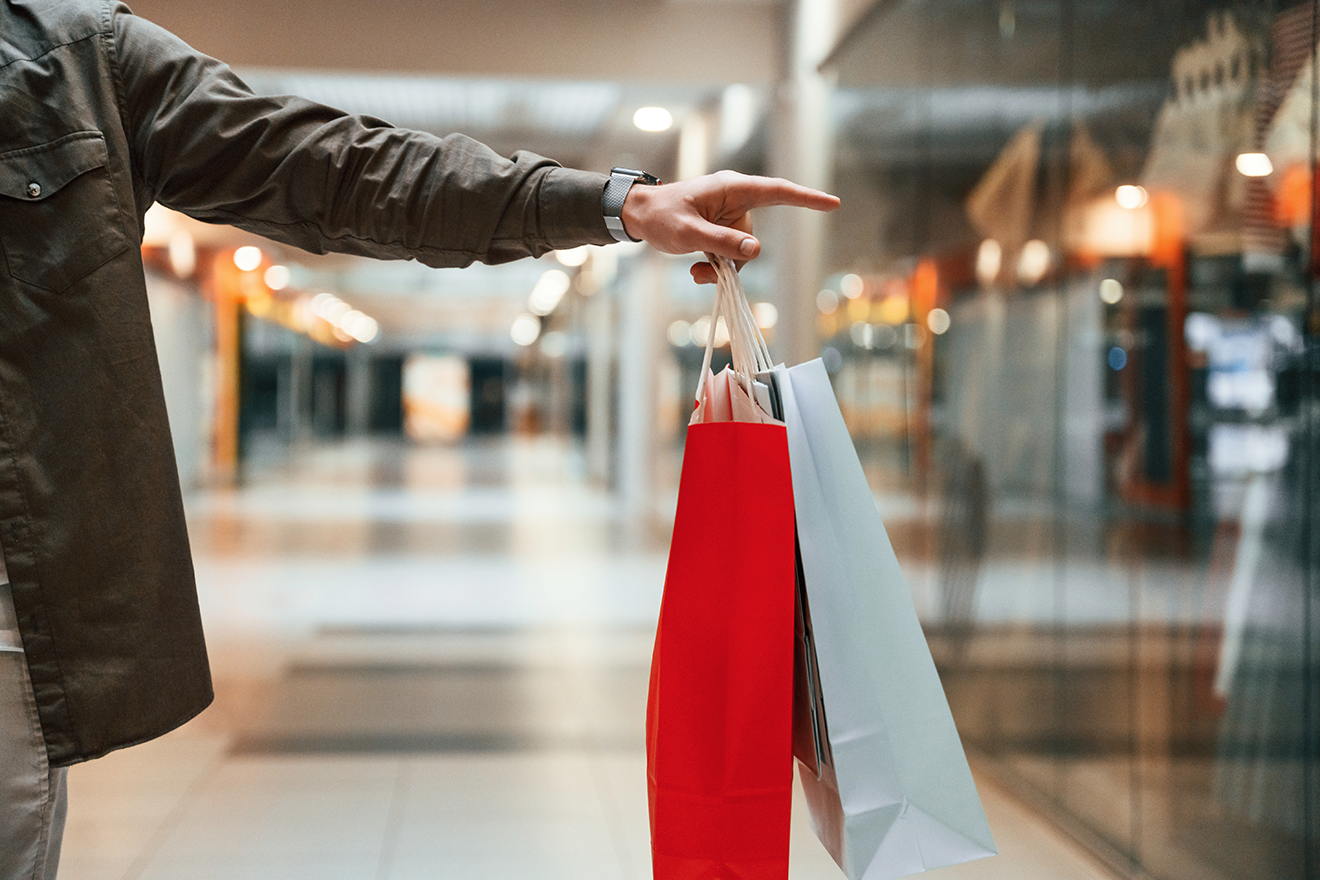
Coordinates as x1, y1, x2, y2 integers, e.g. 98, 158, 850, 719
60, 1, 1317, 879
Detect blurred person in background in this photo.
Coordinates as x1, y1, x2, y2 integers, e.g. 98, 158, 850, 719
0, 0, 838, 875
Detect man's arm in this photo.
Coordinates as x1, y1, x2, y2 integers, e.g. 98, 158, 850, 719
110, 6, 837, 272
111, 7, 614, 266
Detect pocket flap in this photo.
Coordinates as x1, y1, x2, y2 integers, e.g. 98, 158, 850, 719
0, 132, 110, 202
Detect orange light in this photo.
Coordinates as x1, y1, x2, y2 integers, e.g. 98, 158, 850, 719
1274, 164, 1311, 227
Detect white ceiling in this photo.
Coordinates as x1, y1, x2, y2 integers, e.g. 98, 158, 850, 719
127, 0, 785, 85
236, 69, 720, 174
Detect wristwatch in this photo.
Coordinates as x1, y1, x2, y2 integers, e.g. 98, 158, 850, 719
602, 167, 661, 243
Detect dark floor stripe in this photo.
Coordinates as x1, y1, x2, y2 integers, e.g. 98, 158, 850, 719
229, 731, 645, 755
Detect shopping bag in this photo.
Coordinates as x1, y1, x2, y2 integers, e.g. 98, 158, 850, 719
647, 257, 797, 880
775, 357, 997, 880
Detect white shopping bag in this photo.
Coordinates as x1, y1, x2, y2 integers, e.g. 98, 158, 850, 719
774, 358, 997, 880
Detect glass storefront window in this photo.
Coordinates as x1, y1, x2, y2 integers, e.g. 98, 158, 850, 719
822, 3, 1319, 878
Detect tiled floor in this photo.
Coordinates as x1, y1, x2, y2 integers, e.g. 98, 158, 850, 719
57, 437, 1119, 880
60, 734, 1119, 880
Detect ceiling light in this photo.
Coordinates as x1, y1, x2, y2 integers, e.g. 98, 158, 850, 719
168, 231, 196, 279
233, 246, 263, 271
325, 301, 352, 323
343, 313, 380, 344
633, 106, 673, 132
1017, 239, 1050, 284
1115, 185, 1148, 210
264, 265, 291, 290
528, 269, 571, 316
926, 308, 951, 335
510, 313, 541, 346
690, 316, 711, 347
555, 247, 589, 267
310, 292, 338, 318
1235, 152, 1273, 177
668, 320, 692, 347
976, 239, 1001, 286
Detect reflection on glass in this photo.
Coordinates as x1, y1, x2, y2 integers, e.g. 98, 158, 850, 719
823, 3, 1318, 879
817, 288, 840, 314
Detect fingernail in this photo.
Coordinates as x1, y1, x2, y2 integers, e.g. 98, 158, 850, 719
739, 237, 757, 256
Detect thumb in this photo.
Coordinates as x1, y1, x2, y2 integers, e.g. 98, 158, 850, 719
693, 219, 760, 262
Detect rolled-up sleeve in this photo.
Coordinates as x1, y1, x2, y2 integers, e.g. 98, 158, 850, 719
109, 6, 614, 265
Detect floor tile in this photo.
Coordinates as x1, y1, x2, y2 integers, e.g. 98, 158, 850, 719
51, 857, 137, 880
134, 855, 380, 880
389, 817, 618, 857
148, 785, 395, 859
199, 754, 402, 791
385, 853, 626, 880
61, 805, 184, 861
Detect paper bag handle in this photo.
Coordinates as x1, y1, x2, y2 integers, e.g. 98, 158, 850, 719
694, 254, 773, 405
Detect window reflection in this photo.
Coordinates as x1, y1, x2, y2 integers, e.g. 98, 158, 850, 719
823, 3, 1318, 879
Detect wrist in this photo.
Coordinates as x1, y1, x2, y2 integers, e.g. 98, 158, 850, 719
619, 183, 656, 244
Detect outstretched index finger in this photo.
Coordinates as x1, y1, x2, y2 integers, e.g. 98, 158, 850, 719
723, 175, 841, 213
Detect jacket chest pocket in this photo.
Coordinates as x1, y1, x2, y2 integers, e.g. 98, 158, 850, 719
0, 132, 132, 292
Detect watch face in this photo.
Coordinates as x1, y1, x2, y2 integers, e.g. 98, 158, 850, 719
611, 167, 661, 186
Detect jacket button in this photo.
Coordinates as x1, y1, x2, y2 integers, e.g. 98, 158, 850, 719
26, 182, 41, 198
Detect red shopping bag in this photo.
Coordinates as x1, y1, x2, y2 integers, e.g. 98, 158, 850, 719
646, 420, 798, 880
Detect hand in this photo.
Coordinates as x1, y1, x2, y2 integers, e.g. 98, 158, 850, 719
618, 170, 840, 283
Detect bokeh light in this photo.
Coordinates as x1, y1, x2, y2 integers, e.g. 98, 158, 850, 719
233, 246, 263, 271
264, 265, 291, 291
1115, 184, 1148, 209
633, 107, 673, 132
927, 308, 951, 335
510, 313, 541, 346
668, 320, 692, 347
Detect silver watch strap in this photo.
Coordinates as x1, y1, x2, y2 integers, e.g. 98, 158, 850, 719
602, 171, 639, 243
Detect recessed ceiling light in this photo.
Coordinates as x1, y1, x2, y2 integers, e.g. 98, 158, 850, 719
633, 106, 673, 132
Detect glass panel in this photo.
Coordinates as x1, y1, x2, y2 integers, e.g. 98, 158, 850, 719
824, 2, 1319, 878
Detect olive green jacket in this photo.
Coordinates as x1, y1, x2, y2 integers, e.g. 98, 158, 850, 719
0, 0, 614, 765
